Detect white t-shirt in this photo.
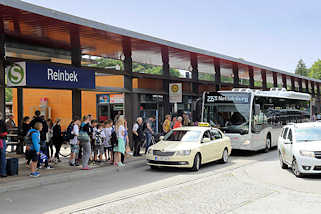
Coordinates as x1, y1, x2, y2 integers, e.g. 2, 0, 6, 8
103, 127, 113, 147
118, 125, 125, 138
133, 123, 139, 132
70, 124, 79, 145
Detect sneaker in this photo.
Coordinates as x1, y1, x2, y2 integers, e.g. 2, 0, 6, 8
80, 167, 91, 170
46, 166, 54, 169
75, 162, 80, 166
69, 162, 76, 166
30, 172, 39, 177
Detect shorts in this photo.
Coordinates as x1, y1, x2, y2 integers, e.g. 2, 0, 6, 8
70, 144, 79, 153
94, 144, 104, 155
104, 146, 113, 153
26, 150, 38, 162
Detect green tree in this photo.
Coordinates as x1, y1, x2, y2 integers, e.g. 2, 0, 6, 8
295, 59, 308, 76
309, 59, 321, 79
5, 88, 12, 102
90, 58, 180, 77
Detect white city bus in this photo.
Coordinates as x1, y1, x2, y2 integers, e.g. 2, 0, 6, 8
201, 88, 311, 151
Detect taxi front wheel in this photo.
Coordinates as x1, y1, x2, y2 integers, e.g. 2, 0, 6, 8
192, 154, 201, 171
220, 149, 229, 164
292, 159, 304, 178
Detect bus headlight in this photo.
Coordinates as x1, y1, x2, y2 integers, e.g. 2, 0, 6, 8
176, 150, 192, 156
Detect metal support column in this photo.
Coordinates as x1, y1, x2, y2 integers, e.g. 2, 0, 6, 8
282, 74, 287, 89
272, 72, 278, 88
311, 81, 315, 97
161, 46, 170, 115
122, 37, 134, 146
291, 77, 295, 91
191, 53, 198, 95
70, 27, 82, 120
317, 83, 321, 113
305, 80, 309, 93
0, 20, 5, 119
249, 66, 254, 89
214, 58, 221, 91
233, 63, 239, 88
298, 79, 303, 92
261, 69, 267, 90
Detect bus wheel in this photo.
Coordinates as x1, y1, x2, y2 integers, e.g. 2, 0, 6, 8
264, 137, 271, 153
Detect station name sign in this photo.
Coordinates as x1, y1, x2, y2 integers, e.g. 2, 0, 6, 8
6, 62, 95, 89
205, 92, 250, 104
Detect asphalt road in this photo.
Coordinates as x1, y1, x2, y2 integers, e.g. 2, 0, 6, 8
1, 148, 320, 214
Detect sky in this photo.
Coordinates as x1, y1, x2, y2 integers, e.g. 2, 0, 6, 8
23, 0, 321, 73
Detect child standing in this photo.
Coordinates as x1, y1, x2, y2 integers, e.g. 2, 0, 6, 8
103, 120, 113, 162
93, 123, 106, 163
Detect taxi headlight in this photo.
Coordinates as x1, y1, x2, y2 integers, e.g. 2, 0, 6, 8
176, 150, 191, 156
299, 150, 315, 158
147, 148, 153, 155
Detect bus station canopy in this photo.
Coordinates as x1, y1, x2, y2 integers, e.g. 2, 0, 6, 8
0, 0, 321, 84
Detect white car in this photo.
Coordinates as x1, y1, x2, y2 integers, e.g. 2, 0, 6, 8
278, 122, 321, 177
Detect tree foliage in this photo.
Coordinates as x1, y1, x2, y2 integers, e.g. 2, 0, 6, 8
90, 58, 180, 77
308, 59, 321, 80
295, 59, 309, 76
5, 88, 12, 102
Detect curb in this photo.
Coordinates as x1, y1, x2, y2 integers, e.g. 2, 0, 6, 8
0, 156, 145, 194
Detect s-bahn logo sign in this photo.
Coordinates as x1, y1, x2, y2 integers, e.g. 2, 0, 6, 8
6, 62, 26, 86
169, 83, 182, 103
6, 61, 95, 89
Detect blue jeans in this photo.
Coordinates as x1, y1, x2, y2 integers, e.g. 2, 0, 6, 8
0, 140, 6, 176
145, 133, 152, 154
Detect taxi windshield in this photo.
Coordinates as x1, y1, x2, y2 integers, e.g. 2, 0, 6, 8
296, 127, 321, 142
164, 130, 201, 142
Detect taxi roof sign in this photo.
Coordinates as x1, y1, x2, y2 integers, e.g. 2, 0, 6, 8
198, 122, 210, 127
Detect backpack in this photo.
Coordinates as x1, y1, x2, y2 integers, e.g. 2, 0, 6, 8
63, 122, 75, 141
24, 130, 37, 151
95, 130, 104, 146
110, 129, 118, 147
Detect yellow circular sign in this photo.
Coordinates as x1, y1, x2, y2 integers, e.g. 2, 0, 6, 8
171, 84, 179, 93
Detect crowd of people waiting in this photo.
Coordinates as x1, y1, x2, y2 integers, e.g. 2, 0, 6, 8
0, 109, 193, 178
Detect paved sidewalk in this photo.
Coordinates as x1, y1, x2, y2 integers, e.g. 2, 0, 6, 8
0, 152, 145, 194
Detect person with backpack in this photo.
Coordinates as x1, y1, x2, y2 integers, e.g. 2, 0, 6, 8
26, 122, 42, 177
29, 111, 53, 169
93, 123, 106, 163
78, 117, 94, 170
0, 113, 8, 178
52, 119, 62, 163
132, 117, 144, 157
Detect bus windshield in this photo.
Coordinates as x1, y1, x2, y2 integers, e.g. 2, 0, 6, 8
203, 92, 250, 134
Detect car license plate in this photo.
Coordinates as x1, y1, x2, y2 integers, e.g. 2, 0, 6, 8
155, 156, 169, 161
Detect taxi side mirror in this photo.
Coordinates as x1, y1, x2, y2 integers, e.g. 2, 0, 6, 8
284, 139, 292, 144
202, 138, 211, 143
159, 136, 164, 141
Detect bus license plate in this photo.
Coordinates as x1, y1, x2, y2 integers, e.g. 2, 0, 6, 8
155, 156, 169, 161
